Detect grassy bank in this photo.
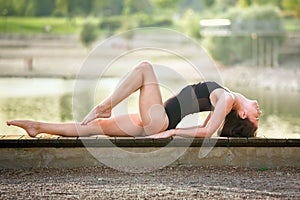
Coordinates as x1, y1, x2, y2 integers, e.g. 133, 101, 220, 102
0, 17, 299, 35
0, 17, 99, 35
283, 18, 300, 32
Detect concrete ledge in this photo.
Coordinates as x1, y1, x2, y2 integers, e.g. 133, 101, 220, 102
0, 147, 299, 169
0, 135, 299, 169
0, 135, 299, 148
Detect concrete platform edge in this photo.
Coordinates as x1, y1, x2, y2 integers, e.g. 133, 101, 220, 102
0, 146, 299, 169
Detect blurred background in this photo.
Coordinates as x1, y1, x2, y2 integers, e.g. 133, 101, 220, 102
0, 0, 299, 137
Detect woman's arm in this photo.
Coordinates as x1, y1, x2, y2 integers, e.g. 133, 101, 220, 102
146, 126, 207, 138
205, 93, 234, 136
147, 93, 234, 138
176, 93, 233, 137
202, 111, 212, 128
150, 112, 212, 138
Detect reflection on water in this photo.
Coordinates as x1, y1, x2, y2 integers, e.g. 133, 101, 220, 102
1, 78, 299, 138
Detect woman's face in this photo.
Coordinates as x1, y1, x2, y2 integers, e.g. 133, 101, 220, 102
238, 100, 262, 127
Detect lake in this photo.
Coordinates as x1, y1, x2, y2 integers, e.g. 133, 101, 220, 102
1, 77, 299, 138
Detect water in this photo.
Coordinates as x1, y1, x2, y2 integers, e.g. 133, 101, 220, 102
1, 77, 299, 138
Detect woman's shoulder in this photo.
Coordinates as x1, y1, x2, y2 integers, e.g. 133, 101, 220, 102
194, 81, 227, 91
195, 81, 222, 86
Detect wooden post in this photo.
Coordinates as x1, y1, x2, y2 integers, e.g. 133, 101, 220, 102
259, 37, 265, 67
273, 37, 279, 68
266, 38, 271, 67
251, 33, 258, 67
24, 57, 33, 71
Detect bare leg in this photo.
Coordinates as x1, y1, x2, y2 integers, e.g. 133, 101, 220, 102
82, 61, 169, 135
8, 61, 168, 137
7, 114, 144, 137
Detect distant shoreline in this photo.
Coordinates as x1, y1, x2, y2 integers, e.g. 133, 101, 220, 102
1, 66, 299, 93
0, 33, 299, 92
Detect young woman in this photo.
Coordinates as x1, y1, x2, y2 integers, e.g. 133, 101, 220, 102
7, 61, 262, 138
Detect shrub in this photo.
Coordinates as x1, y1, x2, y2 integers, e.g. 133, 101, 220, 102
98, 17, 123, 32
135, 14, 173, 27
119, 16, 139, 42
179, 9, 202, 39
80, 22, 97, 47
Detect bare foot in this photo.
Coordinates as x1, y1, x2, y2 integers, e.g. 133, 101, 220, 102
7, 120, 40, 137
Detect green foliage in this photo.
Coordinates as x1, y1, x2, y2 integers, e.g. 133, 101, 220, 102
98, 16, 123, 33
179, 0, 206, 13
203, 0, 216, 7
213, 0, 239, 12
258, 167, 268, 171
34, 0, 55, 16
151, 0, 182, 11
0, 0, 298, 20
0, 0, 297, 38
0, 0, 55, 16
80, 22, 98, 47
252, 0, 280, 6
59, 93, 72, 121
237, 0, 252, 7
0, 17, 80, 34
1, 96, 60, 122
98, 14, 173, 35
134, 13, 173, 27
202, 36, 252, 65
123, 0, 153, 15
284, 18, 300, 31
55, 0, 92, 17
179, 9, 201, 39
119, 16, 139, 41
202, 5, 285, 65
237, 0, 283, 8
92, 0, 123, 16
282, 0, 300, 18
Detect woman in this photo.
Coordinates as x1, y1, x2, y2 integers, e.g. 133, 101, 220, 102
7, 61, 262, 138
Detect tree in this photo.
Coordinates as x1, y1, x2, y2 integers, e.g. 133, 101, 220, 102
0, 0, 15, 16
123, 0, 153, 15
179, 0, 206, 13
55, 0, 92, 17
180, 9, 201, 39
34, 0, 55, 16
213, 0, 239, 12
54, 0, 69, 17
203, 0, 215, 7
92, 0, 123, 16
237, 0, 252, 7
202, 5, 285, 65
151, 0, 182, 11
12, 0, 34, 16
80, 22, 97, 47
237, 0, 283, 8
283, 0, 300, 17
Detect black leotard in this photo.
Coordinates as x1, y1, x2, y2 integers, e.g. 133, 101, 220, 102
164, 81, 229, 130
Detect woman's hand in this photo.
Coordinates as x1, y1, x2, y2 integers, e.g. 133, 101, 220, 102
81, 104, 111, 125
81, 107, 99, 125
146, 129, 175, 139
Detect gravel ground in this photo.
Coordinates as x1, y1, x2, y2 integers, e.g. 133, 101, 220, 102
0, 165, 299, 199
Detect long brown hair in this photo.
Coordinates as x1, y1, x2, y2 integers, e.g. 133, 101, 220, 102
219, 110, 257, 137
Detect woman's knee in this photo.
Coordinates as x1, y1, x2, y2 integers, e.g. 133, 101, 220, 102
136, 61, 154, 73
139, 60, 152, 67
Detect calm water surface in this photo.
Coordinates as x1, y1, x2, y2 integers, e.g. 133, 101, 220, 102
1, 78, 299, 138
